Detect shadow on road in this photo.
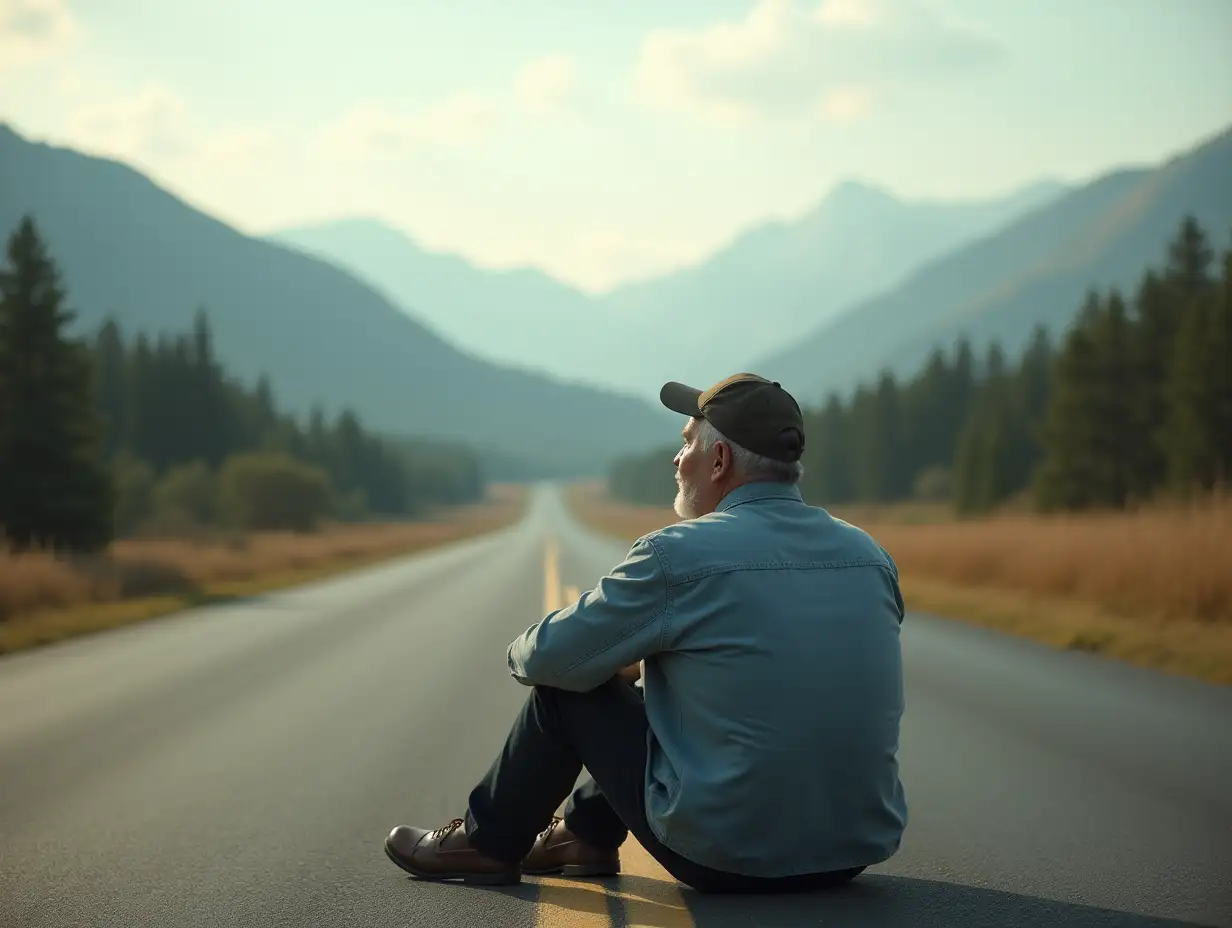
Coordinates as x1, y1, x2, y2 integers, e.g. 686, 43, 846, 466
456, 872, 1217, 927
680, 873, 1217, 928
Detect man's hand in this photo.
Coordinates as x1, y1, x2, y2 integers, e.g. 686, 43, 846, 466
618, 663, 642, 685
507, 537, 667, 691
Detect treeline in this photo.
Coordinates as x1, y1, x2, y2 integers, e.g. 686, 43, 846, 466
610, 216, 1230, 515
0, 215, 484, 553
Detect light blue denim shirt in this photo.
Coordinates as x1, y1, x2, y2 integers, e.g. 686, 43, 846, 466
507, 481, 908, 878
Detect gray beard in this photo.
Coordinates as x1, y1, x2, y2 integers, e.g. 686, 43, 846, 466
673, 476, 702, 520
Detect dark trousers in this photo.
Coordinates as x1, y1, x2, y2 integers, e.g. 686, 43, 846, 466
463, 677, 865, 894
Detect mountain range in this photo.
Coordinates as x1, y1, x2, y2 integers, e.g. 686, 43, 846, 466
756, 123, 1232, 404
3, 117, 1228, 478
266, 219, 615, 392
271, 124, 1232, 411
272, 178, 1068, 399
595, 177, 1068, 392
0, 123, 674, 478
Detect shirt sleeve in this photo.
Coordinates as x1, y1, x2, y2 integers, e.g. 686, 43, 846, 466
877, 542, 905, 623
506, 536, 670, 692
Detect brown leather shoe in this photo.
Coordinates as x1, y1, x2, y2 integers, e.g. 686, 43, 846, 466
522, 817, 621, 877
384, 818, 521, 885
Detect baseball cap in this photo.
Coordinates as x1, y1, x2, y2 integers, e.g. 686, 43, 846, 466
660, 373, 805, 463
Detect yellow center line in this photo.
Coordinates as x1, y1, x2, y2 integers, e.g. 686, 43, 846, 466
529, 838, 694, 928
532, 536, 695, 927
543, 537, 562, 614
610, 838, 694, 928
535, 538, 610, 924
530, 874, 616, 927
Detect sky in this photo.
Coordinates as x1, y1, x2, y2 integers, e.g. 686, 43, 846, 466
2, 0, 1231, 293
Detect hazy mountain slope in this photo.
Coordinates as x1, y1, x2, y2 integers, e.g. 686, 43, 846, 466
594, 177, 1068, 395
267, 219, 626, 391
267, 180, 1065, 402
758, 124, 1232, 407
0, 124, 673, 476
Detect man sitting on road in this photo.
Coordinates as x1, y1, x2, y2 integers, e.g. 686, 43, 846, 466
383, 373, 908, 893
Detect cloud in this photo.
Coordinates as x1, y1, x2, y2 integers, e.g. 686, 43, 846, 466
317, 94, 497, 161
319, 56, 582, 162
195, 128, 277, 168
414, 94, 496, 146
66, 84, 191, 160
818, 85, 875, 122
633, 0, 1001, 126
62, 83, 277, 179
0, 0, 78, 69
515, 54, 580, 116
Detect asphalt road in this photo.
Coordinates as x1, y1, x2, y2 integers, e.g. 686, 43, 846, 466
1, 483, 1229, 928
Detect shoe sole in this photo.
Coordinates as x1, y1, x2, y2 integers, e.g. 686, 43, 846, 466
384, 839, 522, 885
523, 861, 621, 878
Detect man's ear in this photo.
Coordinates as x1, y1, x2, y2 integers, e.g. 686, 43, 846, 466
711, 440, 731, 482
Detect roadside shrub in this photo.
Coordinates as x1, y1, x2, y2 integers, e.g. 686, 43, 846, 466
219, 451, 333, 532
111, 452, 157, 536
150, 460, 219, 531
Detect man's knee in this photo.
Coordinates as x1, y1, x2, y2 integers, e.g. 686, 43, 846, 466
523, 682, 602, 722
524, 678, 640, 745
529, 677, 626, 707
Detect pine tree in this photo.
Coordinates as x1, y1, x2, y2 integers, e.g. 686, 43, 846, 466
954, 412, 1017, 516
899, 347, 955, 487
1164, 215, 1214, 305
0, 216, 113, 552
953, 343, 1015, 515
1127, 269, 1175, 496
125, 333, 155, 464
1216, 243, 1232, 488
848, 373, 902, 502
949, 339, 978, 417
1162, 240, 1231, 494
1009, 324, 1053, 492
188, 308, 231, 466
254, 375, 277, 427
1032, 292, 1107, 511
1090, 289, 1137, 507
93, 318, 128, 460
952, 414, 987, 515
873, 372, 907, 500
800, 394, 852, 504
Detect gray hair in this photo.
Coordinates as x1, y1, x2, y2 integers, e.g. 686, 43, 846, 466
695, 418, 804, 484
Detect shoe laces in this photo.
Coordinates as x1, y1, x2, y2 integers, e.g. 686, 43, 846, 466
429, 818, 464, 841
536, 816, 563, 842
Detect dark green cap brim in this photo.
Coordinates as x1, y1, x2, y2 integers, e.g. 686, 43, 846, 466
660, 381, 703, 417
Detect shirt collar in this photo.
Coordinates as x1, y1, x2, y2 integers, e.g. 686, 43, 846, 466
715, 480, 804, 513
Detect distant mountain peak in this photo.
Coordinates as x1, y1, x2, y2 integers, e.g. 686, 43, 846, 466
754, 119, 1232, 405
824, 178, 899, 203
808, 179, 903, 220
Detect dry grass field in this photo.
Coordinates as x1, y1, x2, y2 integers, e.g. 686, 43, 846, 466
0, 484, 528, 655
564, 482, 1232, 686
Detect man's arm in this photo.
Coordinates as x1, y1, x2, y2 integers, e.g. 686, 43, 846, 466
507, 537, 668, 692
877, 542, 906, 623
